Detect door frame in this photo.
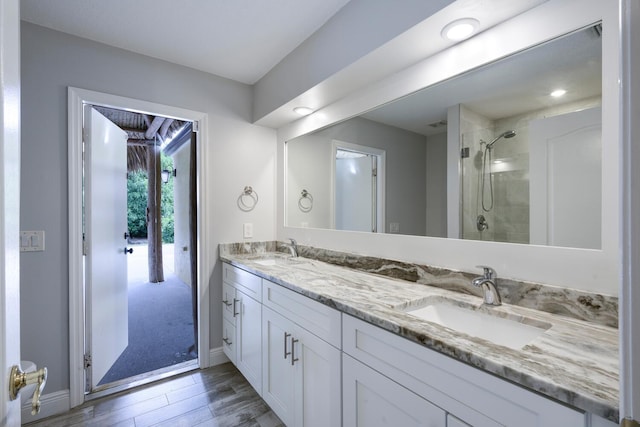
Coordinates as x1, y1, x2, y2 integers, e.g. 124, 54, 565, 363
68, 87, 211, 408
330, 140, 386, 232
0, 0, 21, 424
620, 0, 640, 421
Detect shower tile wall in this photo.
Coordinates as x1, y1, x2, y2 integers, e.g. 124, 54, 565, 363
458, 96, 602, 245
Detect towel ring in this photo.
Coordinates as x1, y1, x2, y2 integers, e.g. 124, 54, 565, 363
298, 189, 313, 213
238, 186, 258, 212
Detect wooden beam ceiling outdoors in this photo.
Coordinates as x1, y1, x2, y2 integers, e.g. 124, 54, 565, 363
92, 105, 188, 172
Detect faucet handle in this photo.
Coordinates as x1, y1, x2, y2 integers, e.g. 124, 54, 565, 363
288, 238, 297, 245
476, 265, 496, 279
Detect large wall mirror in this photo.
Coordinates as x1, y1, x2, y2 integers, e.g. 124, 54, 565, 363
285, 24, 602, 250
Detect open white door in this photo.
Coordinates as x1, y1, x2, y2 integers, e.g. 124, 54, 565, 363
85, 106, 129, 388
0, 0, 22, 424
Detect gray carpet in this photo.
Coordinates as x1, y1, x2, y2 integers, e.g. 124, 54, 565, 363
98, 273, 197, 385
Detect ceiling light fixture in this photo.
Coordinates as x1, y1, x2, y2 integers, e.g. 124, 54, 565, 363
550, 89, 567, 98
441, 18, 480, 41
293, 107, 314, 116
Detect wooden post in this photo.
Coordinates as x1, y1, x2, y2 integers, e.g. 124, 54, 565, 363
147, 142, 164, 283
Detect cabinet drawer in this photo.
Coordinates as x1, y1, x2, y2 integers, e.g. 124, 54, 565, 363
263, 280, 341, 349
343, 315, 584, 427
223, 263, 262, 301
222, 282, 236, 323
222, 318, 236, 365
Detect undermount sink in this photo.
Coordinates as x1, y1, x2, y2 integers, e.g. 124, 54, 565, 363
253, 256, 308, 266
402, 298, 551, 350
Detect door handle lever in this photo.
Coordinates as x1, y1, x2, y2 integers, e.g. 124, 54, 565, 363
9, 364, 48, 415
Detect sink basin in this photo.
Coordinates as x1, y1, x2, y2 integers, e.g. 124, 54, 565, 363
254, 259, 279, 266
253, 257, 308, 266
402, 299, 551, 350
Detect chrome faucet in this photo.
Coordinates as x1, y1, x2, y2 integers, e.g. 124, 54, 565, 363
472, 266, 502, 306
287, 238, 298, 257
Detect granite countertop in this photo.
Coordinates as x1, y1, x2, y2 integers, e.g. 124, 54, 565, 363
220, 251, 619, 421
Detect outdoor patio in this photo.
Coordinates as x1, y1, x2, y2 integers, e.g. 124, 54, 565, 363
98, 242, 197, 385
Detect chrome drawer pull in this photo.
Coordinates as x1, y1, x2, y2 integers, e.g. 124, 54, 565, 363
284, 332, 291, 359
291, 337, 299, 366
233, 298, 239, 317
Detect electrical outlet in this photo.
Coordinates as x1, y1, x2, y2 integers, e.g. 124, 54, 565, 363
243, 223, 254, 239
389, 222, 400, 233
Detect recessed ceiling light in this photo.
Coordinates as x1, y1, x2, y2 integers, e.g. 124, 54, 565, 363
293, 107, 314, 116
441, 18, 480, 41
550, 89, 567, 98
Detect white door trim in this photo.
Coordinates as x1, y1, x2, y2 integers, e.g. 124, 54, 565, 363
0, 0, 22, 424
620, 0, 640, 421
67, 87, 211, 408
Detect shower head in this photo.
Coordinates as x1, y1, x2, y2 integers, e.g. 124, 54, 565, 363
486, 130, 516, 148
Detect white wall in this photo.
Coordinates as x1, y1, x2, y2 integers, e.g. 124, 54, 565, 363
20, 22, 276, 395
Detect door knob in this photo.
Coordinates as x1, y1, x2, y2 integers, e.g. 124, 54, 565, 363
9, 364, 48, 415
124, 247, 133, 254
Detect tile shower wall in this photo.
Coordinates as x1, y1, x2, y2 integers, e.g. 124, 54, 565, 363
458, 97, 601, 245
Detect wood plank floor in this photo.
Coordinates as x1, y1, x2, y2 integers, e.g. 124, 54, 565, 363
25, 363, 284, 427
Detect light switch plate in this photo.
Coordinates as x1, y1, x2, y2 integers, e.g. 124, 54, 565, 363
243, 223, 253, 239
20, 230, 45, 252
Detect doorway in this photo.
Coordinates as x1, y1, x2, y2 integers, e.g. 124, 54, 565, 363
68, 87, 211, 408
331, 140, 385, 233
84, 105, 198, 392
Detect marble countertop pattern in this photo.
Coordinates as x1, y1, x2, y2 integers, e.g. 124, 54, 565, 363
220, 251, 619, 421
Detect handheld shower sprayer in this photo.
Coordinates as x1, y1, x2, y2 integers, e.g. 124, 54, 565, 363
485, 130, 517, 149
480, 130, 517, 213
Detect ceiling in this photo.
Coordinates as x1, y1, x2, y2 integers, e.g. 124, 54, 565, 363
361, 25, 602, 136
20, 0, 351, 85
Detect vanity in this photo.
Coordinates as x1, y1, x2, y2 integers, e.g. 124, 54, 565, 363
219, 242, 618, 427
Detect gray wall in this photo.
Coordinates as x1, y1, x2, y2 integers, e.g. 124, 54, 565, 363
425, 132, 447, 238
20, 22, 276, 394
286, 116, 428, 236
253, 0, 455, 121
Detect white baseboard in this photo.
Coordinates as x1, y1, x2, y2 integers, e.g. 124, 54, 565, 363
209, 346, 230, 366
21, 389, 70, 423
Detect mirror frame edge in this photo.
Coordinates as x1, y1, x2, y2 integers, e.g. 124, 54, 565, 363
276, 0, 618, 295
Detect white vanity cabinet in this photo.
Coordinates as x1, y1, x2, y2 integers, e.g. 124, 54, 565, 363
222, 263, 263, 394
342, 314, 585, 427
262, 280, 342, 427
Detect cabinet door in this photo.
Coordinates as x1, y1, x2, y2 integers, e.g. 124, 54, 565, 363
293, 323, 341, 427
263, 306, 296, 426
237, 290, 262, 394
343, 353, 446, 427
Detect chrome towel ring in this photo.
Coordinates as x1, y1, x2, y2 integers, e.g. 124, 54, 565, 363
238, 186, 258, 211
298, 189, 313, 212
